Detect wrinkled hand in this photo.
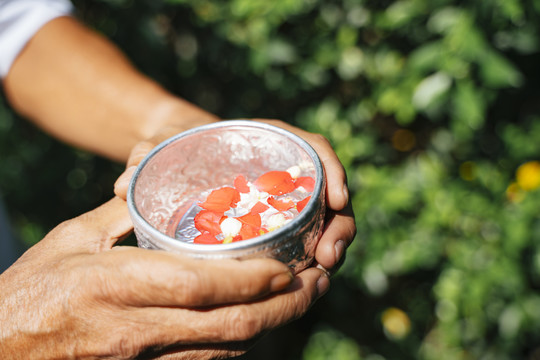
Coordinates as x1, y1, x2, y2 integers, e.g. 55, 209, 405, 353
115, 119, 356, 273
0, 197, 329, 359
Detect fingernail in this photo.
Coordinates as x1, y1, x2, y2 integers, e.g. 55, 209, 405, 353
270, 271, 294, 292
343, 184, 349, 204
316, 272, 330, 298
334, 239, 345, 265
316, 263, 330, 275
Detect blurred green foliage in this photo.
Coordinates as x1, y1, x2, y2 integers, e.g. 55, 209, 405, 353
1, 0, 540, 358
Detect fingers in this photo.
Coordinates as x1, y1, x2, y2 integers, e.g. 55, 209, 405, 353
99, 249, 294, 307
114, 165, 136, 200
126, 267, 328, 347
115, 127, 186, 200
303, 133, 349, 211
126, 126, 186, 168
44, 197, 133, 252
138, 340, 256, 360
314, 203, 356, 272
127, 140, 155, 168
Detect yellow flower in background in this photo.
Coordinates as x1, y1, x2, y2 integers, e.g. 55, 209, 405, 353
381, 307, 411, 340
516, 161, 540, 191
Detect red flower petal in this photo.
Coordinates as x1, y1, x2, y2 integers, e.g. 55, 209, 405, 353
296, 196, 311, 213
254, 171, 295, 195
238, 213, 262, 228
234, 175, 250, 193
250, 201, 269, 214
236, 213, 262, 241
199, 187, 241, 212
232, 235, 243, 242
294, 176, 315, 192
194, 210, 224, 236
194, 232, 221, 244
239, 223, 260, 240
268, 196, 295, 211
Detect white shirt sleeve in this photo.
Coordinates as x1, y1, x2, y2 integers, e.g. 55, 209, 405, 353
0, 0, 74, 79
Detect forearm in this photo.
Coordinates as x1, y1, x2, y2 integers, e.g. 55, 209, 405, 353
2, 16, 218, 162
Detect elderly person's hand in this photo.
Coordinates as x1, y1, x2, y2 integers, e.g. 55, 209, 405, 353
114, 119, 356, 274
0, 197, 329, 359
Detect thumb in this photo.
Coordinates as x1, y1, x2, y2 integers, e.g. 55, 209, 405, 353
114, 165, 136, 200
45, 197, 133, 253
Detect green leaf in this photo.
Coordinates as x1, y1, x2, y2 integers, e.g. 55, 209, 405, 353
479, 51, 524, 88
412, 72, 452, 110
452, 80, 486, 131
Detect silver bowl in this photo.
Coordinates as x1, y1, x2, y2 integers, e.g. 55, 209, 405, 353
127, 120, 326, 273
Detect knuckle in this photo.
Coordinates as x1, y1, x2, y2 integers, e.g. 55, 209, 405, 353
236, 277, 267, 299
225, 306, 263, 340
41, 219, 90, 252
291, 288, 316, 319
104, 330, 142, 359
346, 218, 358, 242
47, 219, 80, 241
173, 269, 209, 305
74, 264, 116, 302
312, 133, 332, 147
